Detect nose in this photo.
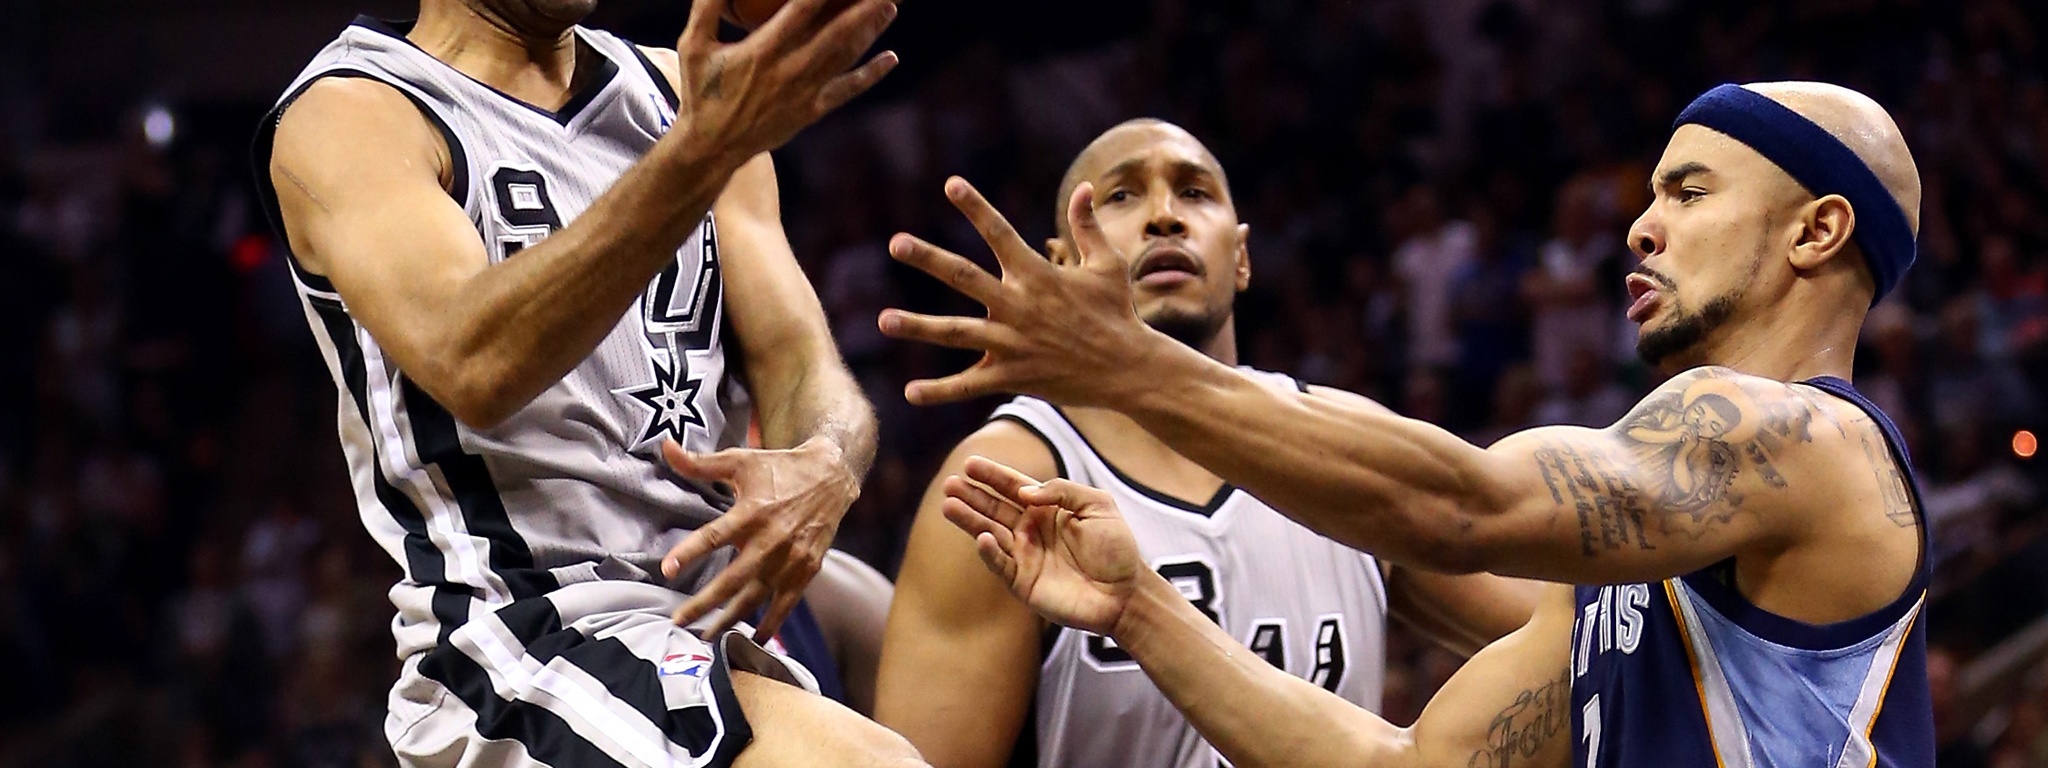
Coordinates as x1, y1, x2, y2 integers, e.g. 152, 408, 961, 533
1627, 207, 1663, 262
1144, 191, 1187, 238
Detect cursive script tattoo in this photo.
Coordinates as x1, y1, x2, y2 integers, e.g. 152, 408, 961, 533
1466, 668, 1572, 768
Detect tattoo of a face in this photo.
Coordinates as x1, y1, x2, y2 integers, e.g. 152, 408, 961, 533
1466, 668, 1572, 768
1538, 368, 1831, 555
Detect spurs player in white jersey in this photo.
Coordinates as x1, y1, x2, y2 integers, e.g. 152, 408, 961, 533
254, 0, 930, 765
875, 120, 1537, 768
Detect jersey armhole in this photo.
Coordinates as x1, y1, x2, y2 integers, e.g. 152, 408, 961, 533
252, 69, 473, 295
987, 414, 1069, 481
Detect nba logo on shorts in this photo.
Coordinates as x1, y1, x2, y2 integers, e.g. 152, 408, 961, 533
659, 653, 713, 678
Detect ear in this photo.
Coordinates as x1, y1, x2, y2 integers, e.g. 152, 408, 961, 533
1234, 223, 1252, 291
1790, 194, 1856, 271
1046, 238, 1074, 267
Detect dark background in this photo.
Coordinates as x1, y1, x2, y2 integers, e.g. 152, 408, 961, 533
3, 0, 2047, 765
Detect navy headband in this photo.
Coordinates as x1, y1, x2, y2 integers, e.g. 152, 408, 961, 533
1673, 84, 1915, 306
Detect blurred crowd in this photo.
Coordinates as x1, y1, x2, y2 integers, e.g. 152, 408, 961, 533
4, 0, 2048, 765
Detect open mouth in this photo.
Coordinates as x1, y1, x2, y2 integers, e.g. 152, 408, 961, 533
1133, 246, 1203, 287
1624, 273, 1663, 323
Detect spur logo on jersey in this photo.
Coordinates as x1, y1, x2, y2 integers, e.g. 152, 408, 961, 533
1572, 584, 1652, 679
485, 161, 726, 452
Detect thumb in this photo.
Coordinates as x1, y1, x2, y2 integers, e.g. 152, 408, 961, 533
1019, 478, 1107, 514
662, 440, 743, 481
1066, 182, 1116, 274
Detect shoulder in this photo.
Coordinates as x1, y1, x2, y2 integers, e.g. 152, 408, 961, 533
944, 415, 1062, 483
635, 45, 681, 86
272, 76, 446, 182
1616, 366, 1851, 442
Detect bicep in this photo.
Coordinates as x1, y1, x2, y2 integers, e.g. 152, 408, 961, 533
1469, 369, 1811, 583
874, 424, 1059, 767
1403, 584, 1577, 768
271, 78, 488, 384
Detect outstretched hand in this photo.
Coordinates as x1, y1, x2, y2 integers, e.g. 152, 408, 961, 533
938, 456, 1147, 635
877, 177, 1166, 408
673, 0, 899, 161
660, 437, 860, 642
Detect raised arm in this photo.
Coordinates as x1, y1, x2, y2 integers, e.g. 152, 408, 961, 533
940, 458, 1576, 768
269, 0, 897, 428
876, 423, 1060, 768
878, 181, 1852, 584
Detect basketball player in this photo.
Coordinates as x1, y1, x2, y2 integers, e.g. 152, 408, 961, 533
875, 119, 1535, 768
254, 0, 926, 764
886, 82, 1934, 765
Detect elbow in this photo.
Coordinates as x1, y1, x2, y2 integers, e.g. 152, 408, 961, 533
1404, 497, 1499, 576
417, 359, 530, 430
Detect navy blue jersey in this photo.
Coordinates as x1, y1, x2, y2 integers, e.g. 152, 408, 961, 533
768, 600, 846, 705
1570, 376, 1933, 768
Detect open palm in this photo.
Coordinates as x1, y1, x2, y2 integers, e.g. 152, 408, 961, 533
940, 456, 1147, 635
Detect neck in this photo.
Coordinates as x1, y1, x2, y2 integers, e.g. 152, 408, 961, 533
1199, 316, 1240, 366
1671, 296, 1863, 383
410, 1, 582, 105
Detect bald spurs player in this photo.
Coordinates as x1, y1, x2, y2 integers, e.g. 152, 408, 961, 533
254, 0, 928, 765
875, 120, 1536, 768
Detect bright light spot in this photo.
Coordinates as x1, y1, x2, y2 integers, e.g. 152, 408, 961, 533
142, 106, 175, 148
2017, 430, 2039, 459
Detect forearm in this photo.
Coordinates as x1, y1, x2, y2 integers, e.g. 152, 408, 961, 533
429, 132, 750, 426
1113, 571, 1413, 768
1118, 343, 1496, 571
752, 358, 877, 481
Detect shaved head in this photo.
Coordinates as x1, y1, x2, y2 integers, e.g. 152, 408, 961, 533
1054, 118, 1233, 240
1740, 81, 1922, 236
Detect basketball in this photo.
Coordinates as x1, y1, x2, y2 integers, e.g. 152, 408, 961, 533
723, 0, 789, 29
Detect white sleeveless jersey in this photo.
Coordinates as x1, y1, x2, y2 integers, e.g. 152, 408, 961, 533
254, 17, 748, 659
993, 370, 1388, 768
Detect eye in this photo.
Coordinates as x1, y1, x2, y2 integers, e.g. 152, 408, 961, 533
1180, 187, 1211, 201
1104, 189, 1133, 204
1676, 187, 1706, 204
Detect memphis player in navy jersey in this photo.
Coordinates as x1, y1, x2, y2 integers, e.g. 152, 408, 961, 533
882, 81, 1932, 766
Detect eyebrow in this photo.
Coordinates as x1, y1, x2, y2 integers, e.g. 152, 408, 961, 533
1098, 157, 1222, 186
1654, 161, 1713, 191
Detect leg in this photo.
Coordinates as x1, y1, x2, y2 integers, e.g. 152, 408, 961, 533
728, 671, 928, 768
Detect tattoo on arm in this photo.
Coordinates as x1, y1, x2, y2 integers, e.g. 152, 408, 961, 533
1536, 368, 1834, 555
1466, 667, 1572, 768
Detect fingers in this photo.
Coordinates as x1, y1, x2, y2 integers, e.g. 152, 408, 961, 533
703, 578, 772, 639
944, 177, 1045, 276
679, 0, 726, 49
799, 0, 899, 71
1020, 478, 1111, 513
974, 531, 1019, 584
1065, 182, 1118, 274
887, 233, 1003, 307
942, 474, 1024, 528
876, 310, 1006, 352
753, 587, 804, 643
940, 495, 1019, 558
903, 366, 1007, 406
815, 50, 899, 114
663, 515, 737, 580
960, 456, 1045, 506
673, 545, 766, 629
662, 440, 744, 482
